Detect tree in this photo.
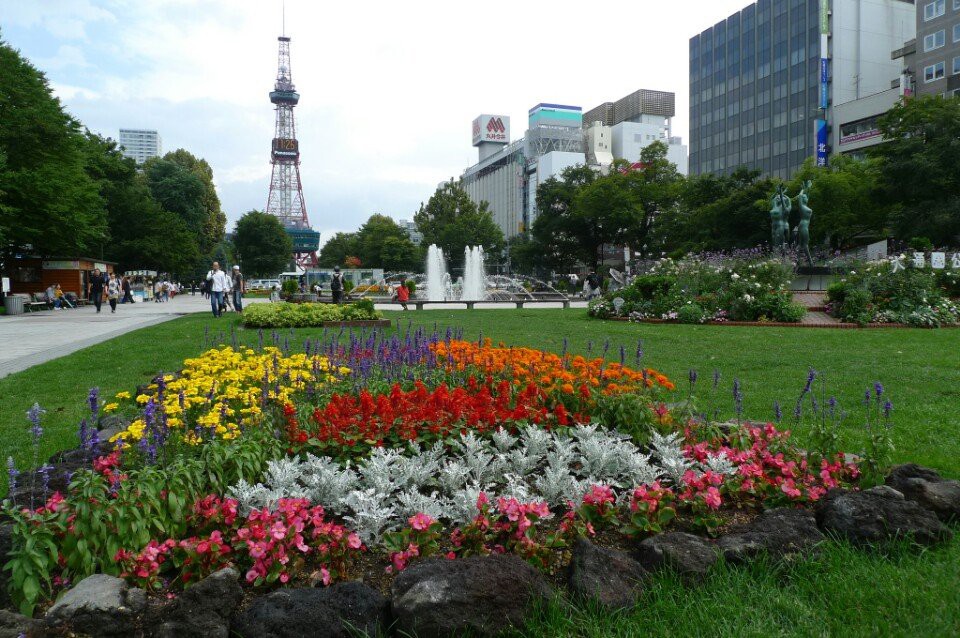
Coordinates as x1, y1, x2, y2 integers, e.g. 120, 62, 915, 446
318, 232, 360, 267
233, 210, 293, 277
82, 133, 199, 274
531, 165, 597, 272
414, 182, 504, 270
657, 167, 774, 253
355, 214, 421, 271
163, 149, 226, 254
872, 95, 960, 244
787, 155, 889, 248
0, 37, 107, 264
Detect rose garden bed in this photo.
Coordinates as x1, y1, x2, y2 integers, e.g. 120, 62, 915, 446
2, 327, 958, 637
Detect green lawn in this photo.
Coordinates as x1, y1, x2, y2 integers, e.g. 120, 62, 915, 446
1, 309, 958, 636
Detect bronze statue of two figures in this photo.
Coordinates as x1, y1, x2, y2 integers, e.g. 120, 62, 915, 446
770, 181, 814, 265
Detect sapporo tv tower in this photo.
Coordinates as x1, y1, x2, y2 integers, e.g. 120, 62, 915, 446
264, 27, 319, 269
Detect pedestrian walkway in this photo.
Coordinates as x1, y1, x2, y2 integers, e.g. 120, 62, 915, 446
0, 295, 216, 378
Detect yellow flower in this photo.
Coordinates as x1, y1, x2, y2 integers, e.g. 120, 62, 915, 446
115, 391, 132, 400
103, 403, 120, 413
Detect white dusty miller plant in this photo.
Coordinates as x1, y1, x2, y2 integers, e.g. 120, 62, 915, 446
227, 425, 735, 543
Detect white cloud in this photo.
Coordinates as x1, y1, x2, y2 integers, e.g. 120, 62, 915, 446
4, 0, 753, 236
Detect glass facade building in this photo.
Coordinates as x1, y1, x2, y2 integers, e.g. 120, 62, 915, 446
689, 0, 823, 179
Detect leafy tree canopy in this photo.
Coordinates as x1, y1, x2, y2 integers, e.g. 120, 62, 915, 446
414, 181, 504, 270
233, 210, 293, 278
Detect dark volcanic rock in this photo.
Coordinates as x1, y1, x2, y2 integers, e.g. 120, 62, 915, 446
885, 464, 960, 523
391, 555, 553, 638
636, 532, 718, 583
44, 573, 146, 637
816, 486, 953, 546
718, 508, 825, 563
0, 524, 12, 611
232, 582, 388, 638
0, 609, 41, 638
147, 567, 242, 638
568, 538, 645, 609
8, 459, 88, 509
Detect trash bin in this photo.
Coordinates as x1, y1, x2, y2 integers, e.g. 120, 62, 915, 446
4, 295, 25, 315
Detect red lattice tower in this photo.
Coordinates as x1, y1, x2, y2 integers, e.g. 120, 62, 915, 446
265, 35, 318, 269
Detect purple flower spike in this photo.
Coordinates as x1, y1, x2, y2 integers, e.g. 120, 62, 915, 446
7, 457, 19, 494
27, 403, 45, 441
87, 388, 100, 420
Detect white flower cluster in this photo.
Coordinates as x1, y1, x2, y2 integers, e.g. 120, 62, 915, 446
227, 425, 738, 543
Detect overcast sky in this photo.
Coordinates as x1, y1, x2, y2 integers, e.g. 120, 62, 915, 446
1, 0, 750, 245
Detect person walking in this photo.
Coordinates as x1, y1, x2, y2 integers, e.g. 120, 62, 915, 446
206, 261, 229, 318
395, 280, 409, 311
153, 279, 163, 303
107, 273, 121, 313
231, 265, 245, 314
121, 276, 134, 304
330, 266, 344, 304
89, 269, 106, 313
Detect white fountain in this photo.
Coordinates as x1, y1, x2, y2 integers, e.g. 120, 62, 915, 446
425, 244, 451, 301
461, 246, 487, 301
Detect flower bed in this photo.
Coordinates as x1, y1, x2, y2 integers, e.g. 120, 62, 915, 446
589, 256, 806, 324
3, 326, 955, 633
241, 299, 382, 328
826, 259, 960, 327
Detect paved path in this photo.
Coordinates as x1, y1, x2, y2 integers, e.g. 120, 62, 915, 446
0, 295, 217, 379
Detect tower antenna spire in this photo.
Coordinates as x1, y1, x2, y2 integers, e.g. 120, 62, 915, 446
282, 0, 285, 37
265, 32, 319, 270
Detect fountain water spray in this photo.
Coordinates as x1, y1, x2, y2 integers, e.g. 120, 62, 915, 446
425, 244, 451, 301
461, 246, 487, 301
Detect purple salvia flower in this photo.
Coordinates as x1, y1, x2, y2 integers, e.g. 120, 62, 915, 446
733, 379, 743, 418
874, 382, 884, 402
39, 464, 51, 499
619, 345, 626, 367
27, 403, 45, 441
803, 369, 817, 395
864, 389, 872, 406
87, 388, 100, 420
635, 339, 644, 366
773, 400, 782, 422
179, 391, 186, 412
883, 400, 893, 419
689, 369, 698, 386
7, 457, 18, 494
78, 418, 88, 450
713, 369, 721, 389
87, 429, 100, 455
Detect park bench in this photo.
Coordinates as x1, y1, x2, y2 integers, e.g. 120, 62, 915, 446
26, 293, 51, 312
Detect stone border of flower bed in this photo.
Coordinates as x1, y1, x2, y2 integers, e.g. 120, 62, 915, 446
4, 457, 957, 638
601, 317, 960, 329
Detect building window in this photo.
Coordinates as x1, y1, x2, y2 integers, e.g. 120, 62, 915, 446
954, 23, 960, 42
924, 61, 946, 81
924, 30, 946, 51
955, 0, 960, 9
954, 56, 960, 75
925, 0, 946, 20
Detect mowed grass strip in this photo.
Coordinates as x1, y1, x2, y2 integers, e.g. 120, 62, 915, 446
0, 309, 958, 636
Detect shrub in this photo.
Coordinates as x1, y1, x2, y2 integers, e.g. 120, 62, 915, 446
677, 303, 707, 324
241, 302, 381, 328
281, 279, 299, 295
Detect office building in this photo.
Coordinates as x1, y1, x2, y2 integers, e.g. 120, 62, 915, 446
118, 129, 162, 164
689, 0, 915, 179
461, 91, 686, 240
397, 219, 423, 246
915, 0, 960, 96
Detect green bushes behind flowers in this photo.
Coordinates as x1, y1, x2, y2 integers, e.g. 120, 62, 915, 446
589, 256, 806, 323
827, 261, 960, 327
242, 301, 381, 328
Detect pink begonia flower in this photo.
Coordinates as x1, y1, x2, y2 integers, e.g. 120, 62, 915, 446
445, 552, 456, 560
704, 486, 722, 510
781, 480, 802, 499
270, 521, 287, 540
409, 512, 435, 531
246, 569, 259, 583
347, 533, 362, 549
476, 492, 490, 508
279, 573, 289, 583
321, 567, 331, 586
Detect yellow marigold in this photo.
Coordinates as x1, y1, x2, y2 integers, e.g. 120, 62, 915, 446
102, 402, 120, 413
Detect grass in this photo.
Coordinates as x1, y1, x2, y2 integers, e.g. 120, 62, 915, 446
1, 308, 959, 636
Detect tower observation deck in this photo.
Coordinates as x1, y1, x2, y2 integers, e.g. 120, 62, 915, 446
265, 35, 319, 269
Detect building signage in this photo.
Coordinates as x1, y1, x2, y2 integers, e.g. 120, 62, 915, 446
42, 260, 79, 270
840, 128, 881, 145
931, 252, 946, 269
271, 138, 299, 158
814, 119, 829, 167
819, 0, 830, 110
472, 114, 510, 146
